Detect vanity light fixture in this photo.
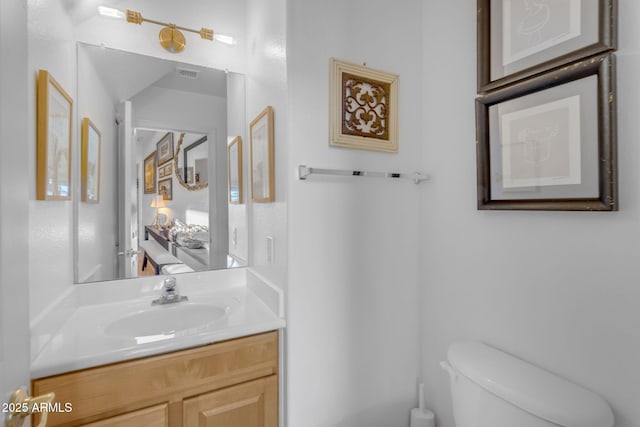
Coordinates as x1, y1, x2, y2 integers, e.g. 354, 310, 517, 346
97, 6, 236, 53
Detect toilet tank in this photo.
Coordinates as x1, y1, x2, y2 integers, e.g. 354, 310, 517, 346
441, 341, 614, 427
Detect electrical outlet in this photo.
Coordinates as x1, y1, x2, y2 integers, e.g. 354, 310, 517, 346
266, 236, 274, 264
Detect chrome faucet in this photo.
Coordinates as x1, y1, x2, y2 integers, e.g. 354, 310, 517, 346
152, 277, 188, 305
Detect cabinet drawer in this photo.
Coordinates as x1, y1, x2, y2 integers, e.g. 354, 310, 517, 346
32, 331, 278, 426
80, 404, 168, 427
183, 376, 277, 427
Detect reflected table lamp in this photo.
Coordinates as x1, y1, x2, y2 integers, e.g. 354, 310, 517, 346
151, 196, 166, 228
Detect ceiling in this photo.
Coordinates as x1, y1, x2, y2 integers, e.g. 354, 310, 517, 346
81, 43, 228, 102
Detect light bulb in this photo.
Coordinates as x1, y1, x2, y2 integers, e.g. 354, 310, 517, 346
97, 6, 125, 19
214, 33, 236, 46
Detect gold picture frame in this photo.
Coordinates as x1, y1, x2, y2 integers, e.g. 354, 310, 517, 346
249, 107, 275, 203
227, 136, 243, 204
158, 177, 173, 201
144, 152, 157, 194
329, 58, 398, 152
36, 70, 73, 200
81, 118, 101, 203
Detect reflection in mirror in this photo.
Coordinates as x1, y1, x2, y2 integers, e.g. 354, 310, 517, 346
228, 136, 243, 204
76, 43, 247, 284
175, 133, 209, 190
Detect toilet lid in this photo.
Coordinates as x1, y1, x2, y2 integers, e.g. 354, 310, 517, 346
448, 341, 614, 427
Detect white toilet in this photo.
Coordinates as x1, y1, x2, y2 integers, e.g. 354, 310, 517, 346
441, 341, 614, 427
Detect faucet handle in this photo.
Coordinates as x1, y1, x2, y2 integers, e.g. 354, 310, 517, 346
163, 277, 177, 291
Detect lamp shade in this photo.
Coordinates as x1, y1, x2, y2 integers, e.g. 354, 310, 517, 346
150, 196, 166, 208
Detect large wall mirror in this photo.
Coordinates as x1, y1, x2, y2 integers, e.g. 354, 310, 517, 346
76, 42, 247, 283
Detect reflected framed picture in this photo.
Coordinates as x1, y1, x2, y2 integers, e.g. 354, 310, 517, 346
81, 118, 101, 203
329, 58, 398, 152
476, 53, 616, 211
144, 151, 157, 194
250, 107, 275, 202
36, 70, 73, 200
477, 0, 616, 92
158, 177, 173, 201
227, 136, 243, 204
156, 132, 174, 166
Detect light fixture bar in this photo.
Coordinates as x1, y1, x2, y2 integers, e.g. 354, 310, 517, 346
125, 10, 226, 42
98, 6, 235, 50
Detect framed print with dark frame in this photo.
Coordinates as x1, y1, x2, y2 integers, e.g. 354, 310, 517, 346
81, 118, 101, 203
36, 70, 73, 200
250, 106, 275, 202
476, 53, 616, 211
156, 132, 174, 166
143, 152, 157, 194
477, 0, 616, 93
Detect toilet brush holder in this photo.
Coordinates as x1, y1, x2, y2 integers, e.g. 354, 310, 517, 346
410, 407, 435, 427
410, 382, 435, 427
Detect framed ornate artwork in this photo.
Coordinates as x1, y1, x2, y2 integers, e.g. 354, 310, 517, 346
227, 136, 243, 204
143, 152, 157, 194
81, 118, 101, 203
477, 0, 616, 92
329, 58, 398, 152
36, 70, 73, 200
156, 132, 174, 166
476, 53, 616, 211
250, 107, 275, 202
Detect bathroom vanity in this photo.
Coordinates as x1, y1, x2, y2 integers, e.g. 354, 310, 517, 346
29, 269, 285, 427
32, 331, 278, 426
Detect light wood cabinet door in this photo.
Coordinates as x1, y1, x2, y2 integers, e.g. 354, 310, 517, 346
80, 404, 168, 427
183, 376, 277, 427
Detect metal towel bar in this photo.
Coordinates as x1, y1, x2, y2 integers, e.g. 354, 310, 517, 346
297, 165, 429, 185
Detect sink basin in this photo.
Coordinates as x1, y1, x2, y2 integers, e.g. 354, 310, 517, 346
105, 303, 228, 339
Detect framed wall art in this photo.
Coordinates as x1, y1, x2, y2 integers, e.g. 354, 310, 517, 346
250, 107, 275, 202
36, 70, 73, 200
477, 0, 616, 93
158, 177, 173, 201
228, 136, 243, 204
476, 53, 616, 211
143, 151, 157, 194
156, 132, 174, 166
329, 58, 398, 152
81, 118, 101, 203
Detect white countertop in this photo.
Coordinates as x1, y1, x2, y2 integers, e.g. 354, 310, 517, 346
31, 269, 285, 379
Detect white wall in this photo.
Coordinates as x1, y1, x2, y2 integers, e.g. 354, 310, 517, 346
0, 0, 30, 416
246, 0, 288, 286
28, 0, 77, 316
77, 46, 119, 282
420, 2, 640, 427
286, 0, 423, 425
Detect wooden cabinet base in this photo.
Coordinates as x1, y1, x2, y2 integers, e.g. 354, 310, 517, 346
32, 331, 278, 427
184, 376, 277, 427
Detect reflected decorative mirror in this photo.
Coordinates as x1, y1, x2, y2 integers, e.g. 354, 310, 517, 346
174, 133, 209, 191
75, 42, 247, 284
